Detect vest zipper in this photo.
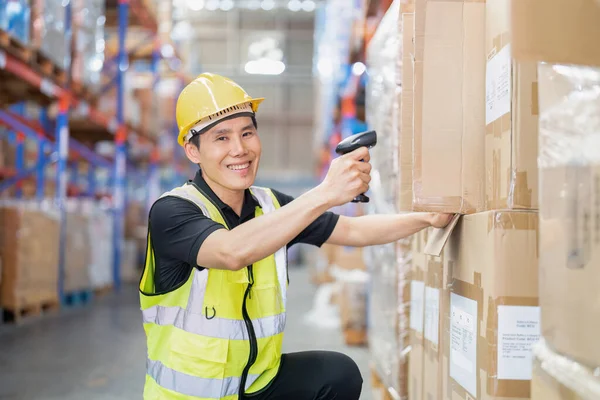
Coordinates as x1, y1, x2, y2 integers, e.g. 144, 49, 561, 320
238, 265, 258, 399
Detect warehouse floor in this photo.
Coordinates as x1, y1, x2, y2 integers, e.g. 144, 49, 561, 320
0, 264, 372, 400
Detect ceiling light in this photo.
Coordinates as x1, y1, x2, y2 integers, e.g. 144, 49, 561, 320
187, 0, 205, 10
261, 0, 275, 10
245, 59, 286, 75
161, 43, 174, 58
220, 0, 234, 10
301, 0, 315, 12
206, 0, 219, 10
287, 0, 301, 11
352, 61, 366, 76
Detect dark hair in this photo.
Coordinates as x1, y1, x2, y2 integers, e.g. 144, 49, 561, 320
189, 115, 258, 149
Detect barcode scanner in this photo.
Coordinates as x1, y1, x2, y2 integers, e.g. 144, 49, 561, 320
334, 130, 377, 203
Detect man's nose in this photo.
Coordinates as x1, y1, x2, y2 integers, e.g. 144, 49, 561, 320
229, 135, 247, 156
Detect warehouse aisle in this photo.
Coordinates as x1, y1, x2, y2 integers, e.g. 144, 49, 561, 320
0, 264, 372, 400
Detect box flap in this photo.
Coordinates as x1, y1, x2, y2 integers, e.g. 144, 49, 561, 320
424, 213, 461, 256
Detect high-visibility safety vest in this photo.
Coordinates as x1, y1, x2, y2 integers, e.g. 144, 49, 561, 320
139, 183, 288, 400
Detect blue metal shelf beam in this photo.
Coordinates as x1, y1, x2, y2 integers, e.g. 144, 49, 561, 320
0, 110, 112, 171
112, 0, 131, 292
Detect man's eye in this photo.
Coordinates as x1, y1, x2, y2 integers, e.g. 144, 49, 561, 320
216, 136, 227, 141
243, 131, 254, 137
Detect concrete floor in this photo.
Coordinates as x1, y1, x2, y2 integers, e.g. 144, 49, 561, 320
0, 265, 372, 399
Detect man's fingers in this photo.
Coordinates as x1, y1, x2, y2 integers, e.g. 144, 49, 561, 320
359, 172, 371, 184
356, 161, 372, 174
347, 146, 369, 161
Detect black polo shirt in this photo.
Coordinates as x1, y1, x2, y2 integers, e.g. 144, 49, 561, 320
148, 170, 340, 292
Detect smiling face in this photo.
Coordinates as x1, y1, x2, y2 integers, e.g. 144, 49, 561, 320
184, 116, 261, 196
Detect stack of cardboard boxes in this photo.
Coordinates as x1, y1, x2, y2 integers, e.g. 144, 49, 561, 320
365, 1, 413, 395
406, 0, 541, 399
511, 1, 600, 398
307, 234, 369, 347
65, 211, 91, 293
0, 203, 60, 314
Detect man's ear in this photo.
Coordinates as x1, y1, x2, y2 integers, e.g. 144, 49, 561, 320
184, 142, 202, 165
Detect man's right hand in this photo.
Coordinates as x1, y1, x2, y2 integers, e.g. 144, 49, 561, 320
318, 146, 372, 207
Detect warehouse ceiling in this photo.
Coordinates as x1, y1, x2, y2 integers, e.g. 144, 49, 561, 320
171, 0, 318, 80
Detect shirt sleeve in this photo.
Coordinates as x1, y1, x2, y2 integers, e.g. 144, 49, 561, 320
271, 189, 340, 248
149, 196, 226, 268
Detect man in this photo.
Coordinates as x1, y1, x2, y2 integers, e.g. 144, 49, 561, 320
139, 73, 452, 400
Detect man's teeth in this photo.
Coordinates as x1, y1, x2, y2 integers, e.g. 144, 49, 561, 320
228, 163, 250, 170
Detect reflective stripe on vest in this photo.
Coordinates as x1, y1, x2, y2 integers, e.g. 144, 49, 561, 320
141, 184, 287, 399
141, 269, 286, 339
148, 359, 261, 398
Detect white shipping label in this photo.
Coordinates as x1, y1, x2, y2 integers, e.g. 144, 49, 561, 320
485, 44, 512, 125
449, 293, 478, 397
410, 281, 425, 333
497, 305, 541, 380
424, 286, 440, 345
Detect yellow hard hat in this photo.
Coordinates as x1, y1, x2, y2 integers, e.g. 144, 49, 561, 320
175, 73, 264, 146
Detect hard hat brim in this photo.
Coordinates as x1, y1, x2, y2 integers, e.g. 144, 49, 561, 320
177, 97, 264, 147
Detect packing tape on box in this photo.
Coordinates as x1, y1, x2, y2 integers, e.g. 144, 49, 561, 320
490, 33, 511, 61
531, 82, 539, 115
412, 190, 478, 214
508, 170, 534, 209
486, 149, 534, 210
487, 210, 539, 233
401, 3, 415, 12
485, 114, 511, 137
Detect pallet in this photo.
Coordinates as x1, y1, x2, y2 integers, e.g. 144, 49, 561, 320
30, 49, 68, 86
343, 327, 368, 347
63, 289, 93, 307
0, 29, 31, 63
93, 284, 114, 297
370, 365, 401, 400
2, 300, 59, 324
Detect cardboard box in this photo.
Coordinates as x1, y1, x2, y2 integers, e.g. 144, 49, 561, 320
408, 229, 428, 400
412, 0, 486, 214
0, 206, 60, 311
423, 238, 448, 400
511, 0, 600, 68
333, 246, 366, 271
65, 212, 91, 292
396, 238, 412, 399
429, 211, 539, 400
536, 63, 600, 369
539, 165, 600, 369
531, 339, 600, 400
398, 11, 415, 212
308, 244, 336, 285
485, 0, 538, 211
368, 240, 402, 391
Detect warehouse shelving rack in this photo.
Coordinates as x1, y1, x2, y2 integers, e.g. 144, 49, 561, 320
0, 0, 187, 306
